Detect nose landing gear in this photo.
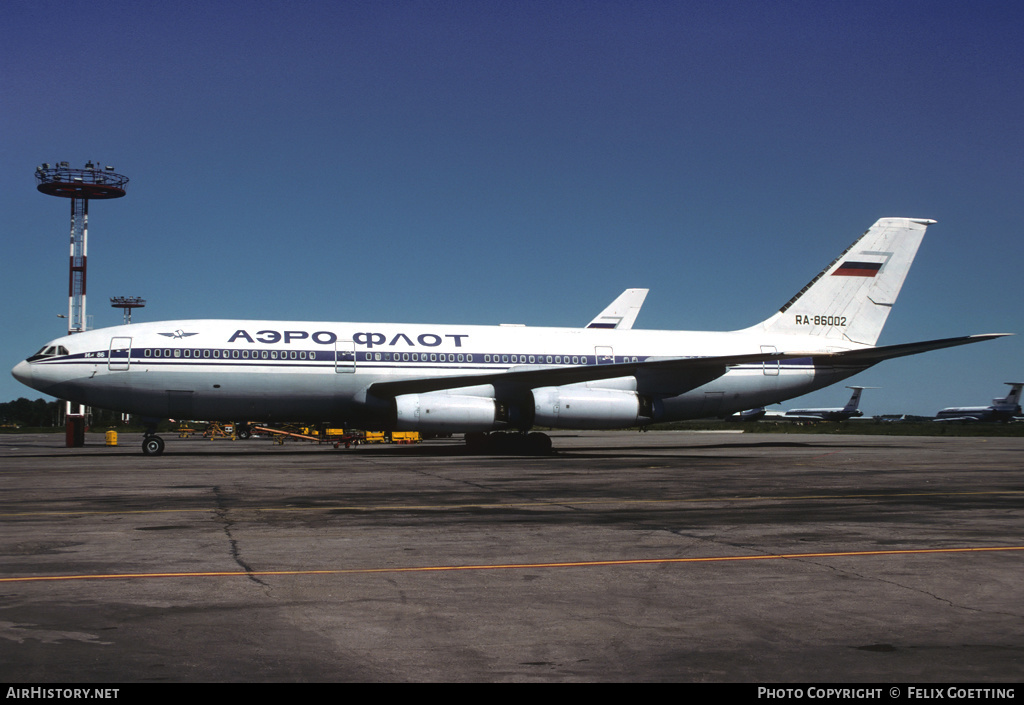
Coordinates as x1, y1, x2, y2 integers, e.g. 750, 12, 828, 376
142, 425, 165, 456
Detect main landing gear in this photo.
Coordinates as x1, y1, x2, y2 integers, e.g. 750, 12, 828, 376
142, 424, 165, 456
465, 431, 553, 455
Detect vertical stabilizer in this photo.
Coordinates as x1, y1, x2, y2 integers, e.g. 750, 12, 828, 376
588, 288, 649, 329
747, 218, 934, 345
842, 386, 876, 412
995, 383, 1024, 409
844, 386, 864, 411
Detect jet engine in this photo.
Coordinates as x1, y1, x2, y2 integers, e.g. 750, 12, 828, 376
532, 386, 653, 429
392, 393, 508, 432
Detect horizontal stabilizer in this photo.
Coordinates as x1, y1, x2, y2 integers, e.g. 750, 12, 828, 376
819, 334, 1011, 366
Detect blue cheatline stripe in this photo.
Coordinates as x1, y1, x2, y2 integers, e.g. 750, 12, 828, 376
36, 349, 829, 372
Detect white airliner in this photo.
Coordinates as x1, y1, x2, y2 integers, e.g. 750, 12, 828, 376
733, 386, 874, 422
934, 383, 1023, 422
728, 406, 782, 421
11, 217, 1010, 455
784, 386, 876, 421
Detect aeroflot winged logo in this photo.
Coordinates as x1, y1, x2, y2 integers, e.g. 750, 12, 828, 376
158, 330, 199, 339
832, 250, 893, 277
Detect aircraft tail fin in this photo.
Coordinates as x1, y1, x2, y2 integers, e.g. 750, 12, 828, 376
995, 383, 1024, 409
587, 288, 649, 329
746, 218, 934, 345
841, 385, 878, 411
844, 386, 865, 411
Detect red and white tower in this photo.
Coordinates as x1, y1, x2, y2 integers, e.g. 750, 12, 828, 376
35, 162, 129, 446
36, 161, 129, 335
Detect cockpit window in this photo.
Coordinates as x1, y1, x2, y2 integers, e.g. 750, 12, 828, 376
27, 345, 70, 362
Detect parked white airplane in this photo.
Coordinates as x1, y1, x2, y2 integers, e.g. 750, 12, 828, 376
11, 218, 1009, 455
934, 383, 1023, 422
728, 407, 783, 422
587, 289, 648, 329
784, 386, 876, 421
732, 386, 874, 422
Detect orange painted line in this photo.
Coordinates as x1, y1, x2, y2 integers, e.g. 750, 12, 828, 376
2, 546, 1022, 584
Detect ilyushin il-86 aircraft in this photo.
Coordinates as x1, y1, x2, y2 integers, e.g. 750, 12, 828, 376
11, 217, 1010, 455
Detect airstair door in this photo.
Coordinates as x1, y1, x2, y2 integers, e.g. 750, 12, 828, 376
109, 337, 132, 371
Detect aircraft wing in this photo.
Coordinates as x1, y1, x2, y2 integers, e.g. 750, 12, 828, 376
369, 350, 813, 398
367, 333, 1010, 399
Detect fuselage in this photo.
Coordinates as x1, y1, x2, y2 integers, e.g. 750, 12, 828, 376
935, 406, 1020, 422
784, 408, 864, 421
12, 318, 866, 429
934, 383, 1023, 422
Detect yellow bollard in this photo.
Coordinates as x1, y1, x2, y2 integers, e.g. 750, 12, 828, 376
105, 430, 118, 447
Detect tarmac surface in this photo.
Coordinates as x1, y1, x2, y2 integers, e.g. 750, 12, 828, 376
1, 430, 1021, 682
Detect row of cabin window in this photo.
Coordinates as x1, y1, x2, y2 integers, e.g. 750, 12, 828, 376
143, 348, 318, 360
364, 352, 470, 362
362, 353, 599, 364
137, 348, 642, 365
484, 354, 585, 365
480, 354, 641, 364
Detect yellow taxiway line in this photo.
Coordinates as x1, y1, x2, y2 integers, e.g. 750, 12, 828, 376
3, 545, 1022, 584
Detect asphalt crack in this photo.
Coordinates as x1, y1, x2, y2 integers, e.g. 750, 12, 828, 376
212, 485, 269, 587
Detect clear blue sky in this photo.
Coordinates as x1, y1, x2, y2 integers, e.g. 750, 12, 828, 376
2, 1, 1021, 416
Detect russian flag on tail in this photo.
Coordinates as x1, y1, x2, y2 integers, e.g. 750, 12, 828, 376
832, 260, 883, 277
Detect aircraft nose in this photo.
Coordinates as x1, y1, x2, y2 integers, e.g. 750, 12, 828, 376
11, 360, 34, 387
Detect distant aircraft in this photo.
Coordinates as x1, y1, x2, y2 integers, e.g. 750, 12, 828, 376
934, 383, 1023, 422
734, 386, 874, 422
587, 289, 648, 329
12, 217, 1010, 455
784, 386, 876, 421
728, 406, 785, 421
730, 407, 768, 421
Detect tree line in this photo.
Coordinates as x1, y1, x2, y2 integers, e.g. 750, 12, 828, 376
1, 398, 123, 428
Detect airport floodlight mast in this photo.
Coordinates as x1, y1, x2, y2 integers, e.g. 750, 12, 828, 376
36, 162, 128, 447
111, 296, 145, 324
36, 161, 129, 335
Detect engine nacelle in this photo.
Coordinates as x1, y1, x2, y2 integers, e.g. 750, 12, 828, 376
532, 387, 652, 429
393, 393, 506, 432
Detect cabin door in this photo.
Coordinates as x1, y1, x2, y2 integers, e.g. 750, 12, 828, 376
761, 345, 779, 376
108, 337, 132, 371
